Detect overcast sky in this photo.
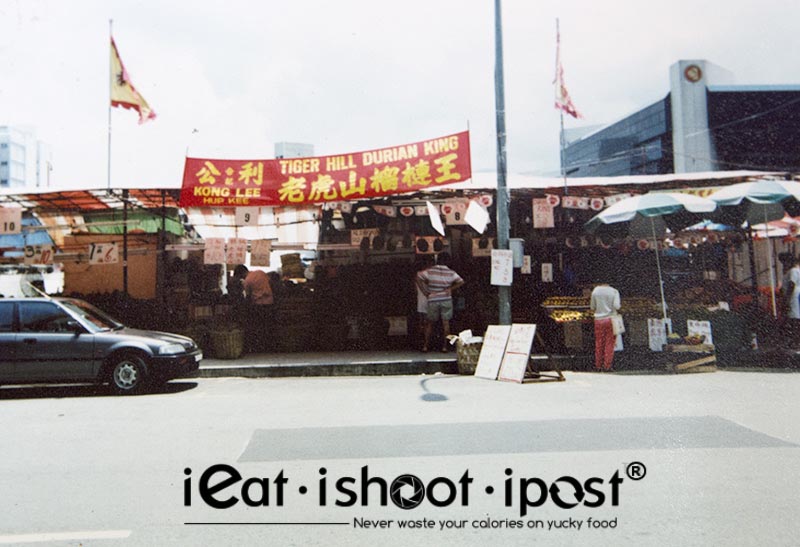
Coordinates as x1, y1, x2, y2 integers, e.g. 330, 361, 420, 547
1, 0, 797, 190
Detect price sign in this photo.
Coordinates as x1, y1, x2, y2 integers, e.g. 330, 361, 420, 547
0, 207, 22, 234
89, 242, 119, 265
235, 207, 260, 226
24, 245, 54, 265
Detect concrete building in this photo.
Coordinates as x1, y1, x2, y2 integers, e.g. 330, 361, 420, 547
562, 60, 800, 177
0, 125, 52, 189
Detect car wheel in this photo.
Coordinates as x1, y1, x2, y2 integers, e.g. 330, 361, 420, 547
109, 354, 148, 395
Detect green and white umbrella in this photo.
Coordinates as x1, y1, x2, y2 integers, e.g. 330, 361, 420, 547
586, 192, 717, 330
710, 179, 800, 317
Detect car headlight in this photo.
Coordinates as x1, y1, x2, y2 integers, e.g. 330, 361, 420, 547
158, 343, 185, 355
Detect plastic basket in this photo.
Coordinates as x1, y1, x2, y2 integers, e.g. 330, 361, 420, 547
456, 340, 482, 375
210, 328, 245, 359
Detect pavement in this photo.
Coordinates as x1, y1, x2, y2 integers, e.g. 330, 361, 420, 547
197, 345, 800, 378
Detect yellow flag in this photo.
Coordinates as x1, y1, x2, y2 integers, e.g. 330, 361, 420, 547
110, 37, 156, 124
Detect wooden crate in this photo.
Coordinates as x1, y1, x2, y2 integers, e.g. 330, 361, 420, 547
663, 344, 717, 373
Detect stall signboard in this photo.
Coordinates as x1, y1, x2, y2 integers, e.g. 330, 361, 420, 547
648, 318, 672, 352
474, 325, 512, 380
24, 245, 53, 265
521, 255, 532, 274
226, 238, 247, 264
250, 239, 271, 267
490, 249, 513, 286
497, 324, 537, 383
180, 131, 471, 207
0, 207, 22, 234
89, 242, 119, 265
687, 320, 713, 345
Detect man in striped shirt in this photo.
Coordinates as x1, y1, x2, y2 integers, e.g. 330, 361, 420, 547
416, 253, 464, 352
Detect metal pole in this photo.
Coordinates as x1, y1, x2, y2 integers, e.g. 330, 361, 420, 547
494, 0, 511, 325
123, 189, 129, 296
764, 204, 777, 317
107, 19, 113, 192
651, 217, 670, 333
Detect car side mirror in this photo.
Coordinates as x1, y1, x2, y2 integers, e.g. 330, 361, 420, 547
66, 320, 84, 334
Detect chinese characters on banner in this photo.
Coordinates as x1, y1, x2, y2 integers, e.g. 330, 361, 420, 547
180, 131, 472, 208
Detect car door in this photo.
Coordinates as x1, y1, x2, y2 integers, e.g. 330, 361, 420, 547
0, 301, 15, 381
15, 301, 96, 381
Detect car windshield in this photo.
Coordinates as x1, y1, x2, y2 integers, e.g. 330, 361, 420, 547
60, 299, 124, 332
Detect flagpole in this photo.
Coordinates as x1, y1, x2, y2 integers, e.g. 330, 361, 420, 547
557, 19, 568, 196
107, 19, 113, 192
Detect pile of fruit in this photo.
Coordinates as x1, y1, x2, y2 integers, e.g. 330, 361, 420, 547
542, 296, 590, 308
666, 333, 706, 345
548, 309, 593, 323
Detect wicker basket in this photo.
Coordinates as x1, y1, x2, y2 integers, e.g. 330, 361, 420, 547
210, 328, 244, 359
456, 340, 482, 375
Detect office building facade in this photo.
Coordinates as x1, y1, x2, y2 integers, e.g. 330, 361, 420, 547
562, 60, 800, 177
0, 125, 52, 189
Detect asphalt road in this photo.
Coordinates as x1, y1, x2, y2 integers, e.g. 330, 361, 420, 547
1, 370, 798, 546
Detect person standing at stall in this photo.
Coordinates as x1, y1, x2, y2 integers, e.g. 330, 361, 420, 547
416, 253, 464, 353
238, 266, 274, 353
785, 255, 800, 344
590, 282, 621, 371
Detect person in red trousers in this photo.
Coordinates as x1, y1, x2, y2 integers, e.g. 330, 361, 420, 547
590, 283, 621, 371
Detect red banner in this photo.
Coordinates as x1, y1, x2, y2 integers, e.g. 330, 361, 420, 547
179, 131, 471, 208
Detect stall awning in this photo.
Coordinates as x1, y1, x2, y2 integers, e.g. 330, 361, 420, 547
0, 188, 181, 212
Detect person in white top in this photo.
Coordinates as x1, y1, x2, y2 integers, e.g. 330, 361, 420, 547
590, 283, 621, 371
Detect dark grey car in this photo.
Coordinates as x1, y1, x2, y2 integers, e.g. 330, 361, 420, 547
0, 297, 202, 394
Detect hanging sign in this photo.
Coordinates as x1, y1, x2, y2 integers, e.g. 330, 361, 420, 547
250, 239, 272, 267
521, 255, 532, 274
490, 249, 513, 286
180, 131, 471, 207
226, 238, 247, 264
441, 198, 469, 225
0, 207, 22, 234
465, 200, 490, 234
372, 205, 397, 217
89, 242, 119, 265
235, 207, 260, 226
532, 199, 554, 229
562, 196, 590, 209
203, 238, 226, 265
474, 325, 512, 380
24, 245, 54, 265
541, 263, 553, 282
